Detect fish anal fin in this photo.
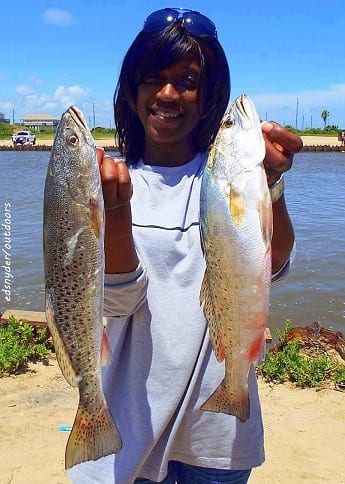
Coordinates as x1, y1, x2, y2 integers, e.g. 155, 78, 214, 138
45, 294, 79, 387
200, 271, 225, 362
200, 379, 250, 421
65, 400, 122, 469
89, 197, 103, 239
247, 331, 265, 363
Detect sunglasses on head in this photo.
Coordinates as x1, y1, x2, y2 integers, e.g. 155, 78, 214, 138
143, 8, 218, 39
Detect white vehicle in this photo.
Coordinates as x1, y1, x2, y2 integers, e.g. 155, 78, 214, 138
12, 130, 36, 146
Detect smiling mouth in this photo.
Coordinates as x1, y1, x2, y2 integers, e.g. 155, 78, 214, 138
151, 109, 181, 119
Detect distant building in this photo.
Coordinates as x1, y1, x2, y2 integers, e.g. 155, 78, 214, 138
21, 113, 60, 130
0, 112, 10, 123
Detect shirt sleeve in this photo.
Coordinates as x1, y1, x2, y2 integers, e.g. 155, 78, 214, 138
271, 242, 296, 282
104, 262, 148, 317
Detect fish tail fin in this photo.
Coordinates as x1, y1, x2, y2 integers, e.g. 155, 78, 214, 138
65, 401, 122, 469
200, 380, 250, 422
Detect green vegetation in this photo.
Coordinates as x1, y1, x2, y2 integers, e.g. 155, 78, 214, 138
258, 320, 345, 388
285, 125, 341, 136
0, 122, 14, 139
0, 124, 116, 141
31, 126, 56, 139
91, 127, 116, 139
1, 121, 343, 141
0, 316, 51, 376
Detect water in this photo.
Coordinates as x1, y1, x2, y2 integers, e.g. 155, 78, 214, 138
1, 151, 344, 336
269, 152, 345, 335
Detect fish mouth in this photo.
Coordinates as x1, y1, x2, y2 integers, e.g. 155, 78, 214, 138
68, 106, 88, 129
235, 95, 251, 121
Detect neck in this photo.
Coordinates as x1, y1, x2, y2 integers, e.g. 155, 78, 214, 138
143, 139, 198, 167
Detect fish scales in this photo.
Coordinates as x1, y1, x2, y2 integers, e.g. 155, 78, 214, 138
43, 106, 122, 469
200, 94, 272, 421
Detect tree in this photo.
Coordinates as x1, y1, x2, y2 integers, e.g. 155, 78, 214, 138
321, 109, 330, 129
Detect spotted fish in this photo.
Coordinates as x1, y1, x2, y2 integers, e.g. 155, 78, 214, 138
199, 94, 272, 421
43, 106, 122, 469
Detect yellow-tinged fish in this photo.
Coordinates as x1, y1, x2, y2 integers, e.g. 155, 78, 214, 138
200, 94, 272, 421
43, 106, 122, 469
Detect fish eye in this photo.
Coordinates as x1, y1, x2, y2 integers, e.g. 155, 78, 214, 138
67, 133, 79, 146
223, 116, 234, 128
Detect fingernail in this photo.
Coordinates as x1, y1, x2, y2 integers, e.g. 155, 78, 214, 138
261, 121, 273, 133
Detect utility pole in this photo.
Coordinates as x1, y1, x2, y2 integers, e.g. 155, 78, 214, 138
295, 98, 299, 129
92, 103, 96, 129
12, 109, 15, 124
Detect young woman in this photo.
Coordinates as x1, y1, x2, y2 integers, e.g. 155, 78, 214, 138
68, 8, 302, 484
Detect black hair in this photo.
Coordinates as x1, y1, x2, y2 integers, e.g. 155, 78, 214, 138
114, 22, 230, 163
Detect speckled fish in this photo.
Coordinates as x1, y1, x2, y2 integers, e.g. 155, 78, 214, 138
43, 106, 122, 469
200, 94, 272, 421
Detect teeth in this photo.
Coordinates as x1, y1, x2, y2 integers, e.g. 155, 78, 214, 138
155, 111, 179, 118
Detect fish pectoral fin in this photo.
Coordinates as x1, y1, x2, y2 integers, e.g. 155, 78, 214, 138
258, 198, 273, 250
200, 271, 225, 362
89, 197, 103, 239
65, 399, 122, 469
45, 294, 79, 387
229, 183, 246, 227
101, 329, 111, 367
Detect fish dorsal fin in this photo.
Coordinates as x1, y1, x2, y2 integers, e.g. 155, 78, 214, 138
200, 271, 225, 362
45, 293, 80, 387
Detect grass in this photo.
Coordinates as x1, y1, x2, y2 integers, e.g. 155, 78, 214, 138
257, 320, 345, 388
0, 316, 52, 376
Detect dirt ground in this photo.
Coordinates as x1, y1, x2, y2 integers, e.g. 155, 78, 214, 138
0, 357, 344, 484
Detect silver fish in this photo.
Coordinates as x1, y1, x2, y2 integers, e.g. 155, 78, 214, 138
43, 106, 122, 469
200, 94, 272, 421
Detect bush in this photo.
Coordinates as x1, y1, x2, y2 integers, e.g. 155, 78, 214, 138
0, 316, 51, 376
257, 320, 344, 388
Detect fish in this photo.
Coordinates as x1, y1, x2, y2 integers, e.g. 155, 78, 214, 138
199, 94, 272, 421
43, 105, 122, 469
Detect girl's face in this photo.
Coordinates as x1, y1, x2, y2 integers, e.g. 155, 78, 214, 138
136, 56, 203, 165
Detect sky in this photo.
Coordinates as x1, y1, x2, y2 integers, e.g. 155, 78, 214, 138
1, 0, 345, 129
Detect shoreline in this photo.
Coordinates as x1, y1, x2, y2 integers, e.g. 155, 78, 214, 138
1, 136, 345, 152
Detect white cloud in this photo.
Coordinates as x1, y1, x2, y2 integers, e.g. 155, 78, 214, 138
6, 84, 89, 121
53, 85, 89, 108
15, 85, 35, 96
42, 8, 76, 26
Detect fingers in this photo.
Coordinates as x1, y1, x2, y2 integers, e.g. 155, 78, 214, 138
96, 148, 132, 209
262, 121, 303, 155
261, 122, 303, 184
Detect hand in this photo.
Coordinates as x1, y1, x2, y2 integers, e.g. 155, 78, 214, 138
261, 121, 303, 186
96, 148, 132, 209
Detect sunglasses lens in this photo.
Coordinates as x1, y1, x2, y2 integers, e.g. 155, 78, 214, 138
183, 11, 217, 38
143, 8, 178, 33
143, 8, 217, 39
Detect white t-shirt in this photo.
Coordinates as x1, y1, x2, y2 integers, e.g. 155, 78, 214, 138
68, 152, 267, 483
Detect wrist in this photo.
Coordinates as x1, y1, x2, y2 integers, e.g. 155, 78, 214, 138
269, 174, 284, 203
